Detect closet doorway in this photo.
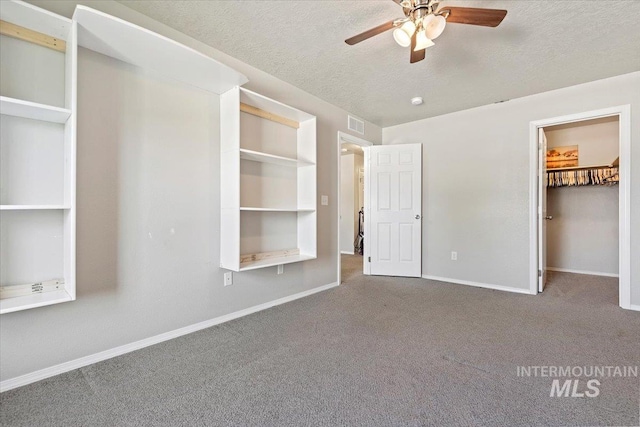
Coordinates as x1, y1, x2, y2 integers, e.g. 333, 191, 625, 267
529, 106, 631, 309
337, 132, 372, 284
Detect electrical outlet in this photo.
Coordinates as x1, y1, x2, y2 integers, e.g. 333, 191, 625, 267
277, 264, 284, 275
451, 251, 458, 261
321, 195, 329, 206
224, 272, 233, 286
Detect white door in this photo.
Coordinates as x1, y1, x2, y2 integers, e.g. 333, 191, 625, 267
367, 144, 422, 277
538, 128, 548, 292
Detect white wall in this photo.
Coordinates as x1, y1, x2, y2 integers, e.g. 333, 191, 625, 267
0, 0, 382, 383
383, 72, 640, 305
545, 118, 619, 275
340, 154, 355, 254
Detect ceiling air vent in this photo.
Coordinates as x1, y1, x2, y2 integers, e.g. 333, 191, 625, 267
348, 115, 364, 135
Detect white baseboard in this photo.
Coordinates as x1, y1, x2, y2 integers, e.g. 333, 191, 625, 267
340, 251, 355, 255
628, 304, 640, 312
0, 281, 339, 393
422, 275, 534, 295
546, 267, 619, 278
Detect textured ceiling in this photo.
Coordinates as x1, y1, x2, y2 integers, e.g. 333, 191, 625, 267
117, 0, 640, 127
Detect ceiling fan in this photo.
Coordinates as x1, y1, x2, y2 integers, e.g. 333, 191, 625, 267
345, 0, 507, 63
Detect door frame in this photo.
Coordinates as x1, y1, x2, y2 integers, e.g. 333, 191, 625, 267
337, 131, 373, 285
528, 105, 631, 309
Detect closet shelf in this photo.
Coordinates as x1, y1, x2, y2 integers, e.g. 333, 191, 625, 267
0, 96, 71, 123
548, 157, 619, 172
0, 205, 70, 210
0, 289, 72, 315
239, 149, 314, 167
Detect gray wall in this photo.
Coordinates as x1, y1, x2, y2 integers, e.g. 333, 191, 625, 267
547, 186, 618, 275
383, 72, 640, 304
545, 118, 619, 275
0, 0, 381, 382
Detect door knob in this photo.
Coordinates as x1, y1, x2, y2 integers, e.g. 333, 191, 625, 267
415, 214, 421, 219
544, 216, 553, 220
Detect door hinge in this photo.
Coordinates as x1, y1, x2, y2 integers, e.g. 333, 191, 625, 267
368, 257, 371, 262
538, 269, 542, 277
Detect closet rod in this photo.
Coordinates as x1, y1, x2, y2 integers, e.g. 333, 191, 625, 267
549, 162, 617, 172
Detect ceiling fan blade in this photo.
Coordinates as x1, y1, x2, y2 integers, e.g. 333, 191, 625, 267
345, 20, 396, 45
442, 7, 507, 27
410, 31, 426, 64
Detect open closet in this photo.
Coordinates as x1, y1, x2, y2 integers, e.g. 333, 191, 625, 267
543, 116, 620, 282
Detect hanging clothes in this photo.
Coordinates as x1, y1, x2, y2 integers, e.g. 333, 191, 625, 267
546, 167, 618, 188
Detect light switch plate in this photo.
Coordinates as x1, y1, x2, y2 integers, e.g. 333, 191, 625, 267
321, 195, 328, 206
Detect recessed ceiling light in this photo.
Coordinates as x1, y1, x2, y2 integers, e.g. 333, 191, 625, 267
411, 97, 423, 106
341, 148, 348, 152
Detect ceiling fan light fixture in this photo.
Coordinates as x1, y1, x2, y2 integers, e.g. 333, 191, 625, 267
393, 20, 416, 47
423, 14, 446, 40
413, 30, 434, 51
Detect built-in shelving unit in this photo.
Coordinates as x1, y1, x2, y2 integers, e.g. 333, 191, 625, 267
1, 1, 248, 314
221, 88, 317, 272
0, 0, 77, 314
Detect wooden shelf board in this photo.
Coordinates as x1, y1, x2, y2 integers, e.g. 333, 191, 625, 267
73, 5, 247, 95
239, 148, 314, 167
0, 289, 72, 315
0, 205, 70, 210
240, 207, 315, 212
0, 96, 71, 123
0, 19, 66, 52
240, 103, 299, 129
239, 253, 316, 271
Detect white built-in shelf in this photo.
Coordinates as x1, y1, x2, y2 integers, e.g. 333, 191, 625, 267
0, 96, 71, 123
239, 253, 317, 272
73, 6, 247, 95
1, 1, 76, 314
0, 205, 70, 210
0, 289, 73, 315
239, 148, 314, 167
240, 207, 315, 212
220, 87, 317, 272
